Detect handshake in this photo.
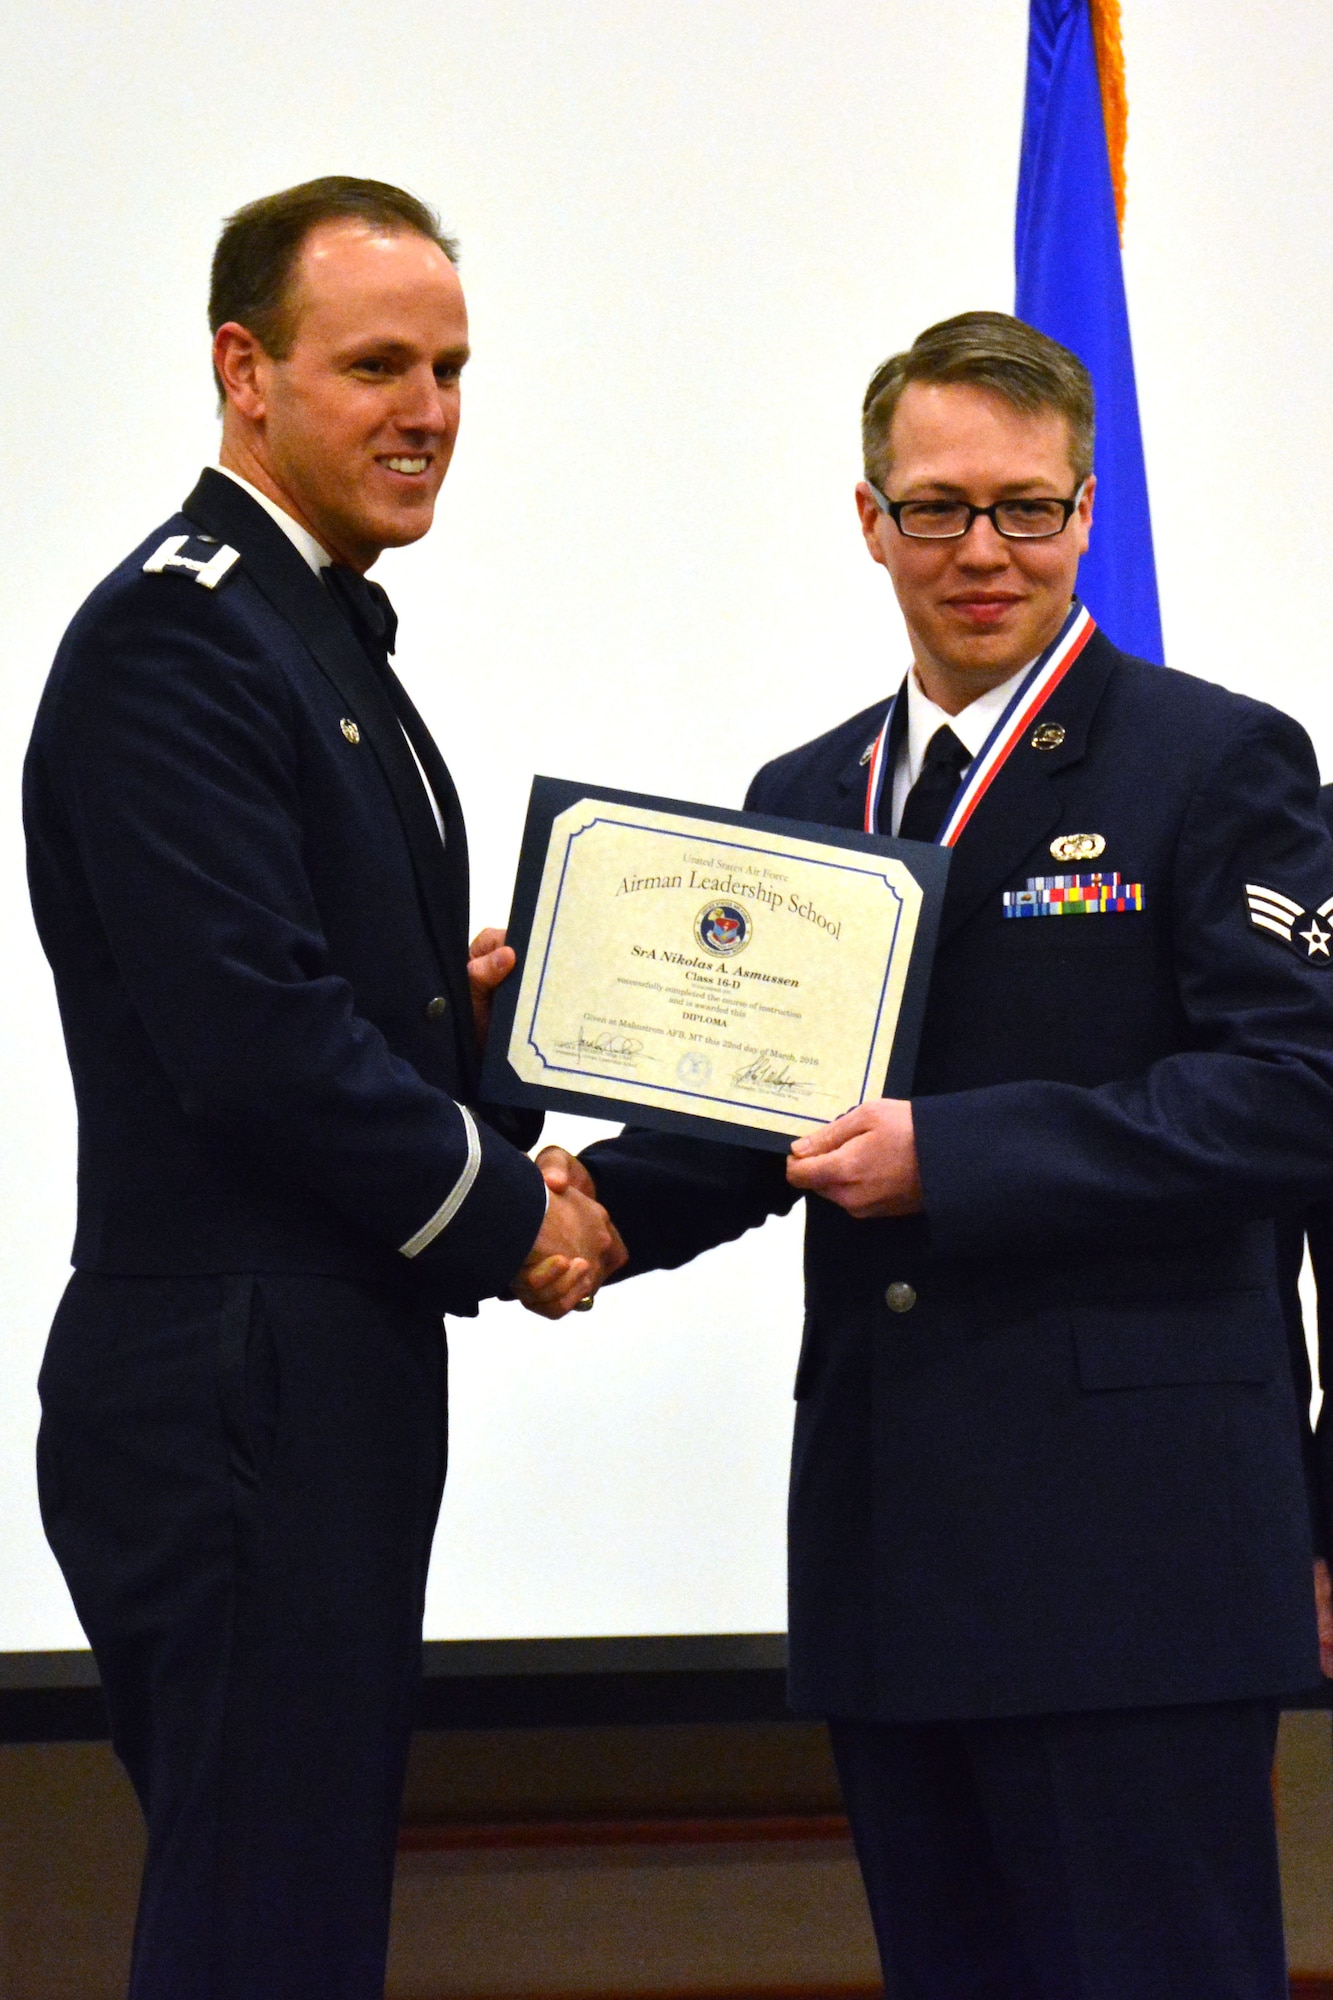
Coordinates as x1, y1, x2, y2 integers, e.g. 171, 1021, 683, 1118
470, 922, 921, 1321
511, 1147, 627, 1318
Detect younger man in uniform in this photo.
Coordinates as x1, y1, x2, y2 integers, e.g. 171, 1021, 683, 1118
547, 312, 1333, 1998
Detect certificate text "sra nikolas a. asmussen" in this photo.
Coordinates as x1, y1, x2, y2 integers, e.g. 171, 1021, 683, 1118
626, 949, 800, 988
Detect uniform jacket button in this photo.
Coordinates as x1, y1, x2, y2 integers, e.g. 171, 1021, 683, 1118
885, 1281, 917, 1314
425, 995, 449, 1021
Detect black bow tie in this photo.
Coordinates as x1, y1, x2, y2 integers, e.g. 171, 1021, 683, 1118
323, 565, 398, 659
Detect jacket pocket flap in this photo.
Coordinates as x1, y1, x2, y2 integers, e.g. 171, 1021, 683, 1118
1073, 1294, 1277, 1390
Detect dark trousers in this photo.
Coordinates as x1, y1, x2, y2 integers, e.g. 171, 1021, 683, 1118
37, 1270, 448, 2000
829, 1701, 1286, 2000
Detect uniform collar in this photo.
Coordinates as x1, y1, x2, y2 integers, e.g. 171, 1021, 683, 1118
889, 659, 1033, 838
901, 656, 1033, 788
214, 466, 332, 575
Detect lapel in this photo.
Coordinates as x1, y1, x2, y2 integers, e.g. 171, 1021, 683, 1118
933, 629, 1120, 946
832, 676, 908, 831
378, 655, 471, 917
182, 469, 476, 1076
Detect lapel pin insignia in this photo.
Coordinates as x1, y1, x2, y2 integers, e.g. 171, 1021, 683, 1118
859, 741, 875, 767
1031, 722, 1066, 751
1050, 832, 1105, 862
142, 534, 240, 590
340, 717, 361, 745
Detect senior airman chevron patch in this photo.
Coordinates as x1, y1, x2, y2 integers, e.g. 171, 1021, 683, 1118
1245, 884, 1333, 962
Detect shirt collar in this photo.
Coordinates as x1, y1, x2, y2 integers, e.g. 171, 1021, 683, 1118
214, 466, 332, 574
902, 656, 1033, 787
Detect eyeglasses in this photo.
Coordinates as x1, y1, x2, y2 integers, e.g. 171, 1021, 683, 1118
868, 482, 1087, 541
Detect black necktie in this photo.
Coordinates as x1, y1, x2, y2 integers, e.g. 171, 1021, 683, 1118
899, 724, 971, 843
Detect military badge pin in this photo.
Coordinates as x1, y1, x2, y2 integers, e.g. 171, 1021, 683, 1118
1050, 832, 1106, 862
1245, 884, 1333, 962
1030, 722, 1066, 752
340, 718, 361, 745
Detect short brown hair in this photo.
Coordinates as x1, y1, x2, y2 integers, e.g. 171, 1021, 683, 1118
861, 311, 1094, 488
208, 175, 458, 397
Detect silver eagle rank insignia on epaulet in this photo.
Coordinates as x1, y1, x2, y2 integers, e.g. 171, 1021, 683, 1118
142, 533, 241, 590
1245, 883, 1333, 962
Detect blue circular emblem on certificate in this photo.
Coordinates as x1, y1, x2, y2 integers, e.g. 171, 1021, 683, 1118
695, 901, 751, 957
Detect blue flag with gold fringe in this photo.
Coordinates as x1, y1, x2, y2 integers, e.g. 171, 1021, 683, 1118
1016, 0, 1163, 664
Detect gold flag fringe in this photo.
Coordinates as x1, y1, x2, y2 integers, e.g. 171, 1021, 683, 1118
1089, 0, 1128, 238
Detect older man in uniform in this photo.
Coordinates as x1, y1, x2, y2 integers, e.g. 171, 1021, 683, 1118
24, 177, 619, 1999
544, 312, 1333, 1998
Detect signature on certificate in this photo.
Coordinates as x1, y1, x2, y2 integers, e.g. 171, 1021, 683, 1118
556, 1028, 653, 1066
731, 1052, 813, 1096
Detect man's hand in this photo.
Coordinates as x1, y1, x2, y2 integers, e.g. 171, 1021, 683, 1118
536, 1149, 627, 1272
511, 1154, 628, 1319
467, 927, 516, 1052
786, 1098, 924, 1219
534, 1144, 600, 1201
1316, 1558, 1333, 1679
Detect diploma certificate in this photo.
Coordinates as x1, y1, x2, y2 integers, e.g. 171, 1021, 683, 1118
482, 780, 950, 1151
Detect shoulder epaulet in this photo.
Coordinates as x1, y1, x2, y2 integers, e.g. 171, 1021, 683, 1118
142, 533, 240, 590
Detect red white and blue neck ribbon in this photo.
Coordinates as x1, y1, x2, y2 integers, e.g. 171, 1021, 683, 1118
863, 599, 1096, 845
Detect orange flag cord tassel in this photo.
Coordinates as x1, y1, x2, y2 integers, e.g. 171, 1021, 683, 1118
1089, 0, 1127, 237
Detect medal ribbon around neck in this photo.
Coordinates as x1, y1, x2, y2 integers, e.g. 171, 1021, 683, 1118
863, 600, 1096, 845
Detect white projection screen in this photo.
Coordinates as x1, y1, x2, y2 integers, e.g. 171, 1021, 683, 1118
3, 0, 1333, 1654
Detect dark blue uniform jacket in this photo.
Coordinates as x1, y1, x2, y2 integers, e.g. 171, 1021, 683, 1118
1275, 784, 1333, 1564
585, 629, 1333, 1720
24, 470, 546, 1317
